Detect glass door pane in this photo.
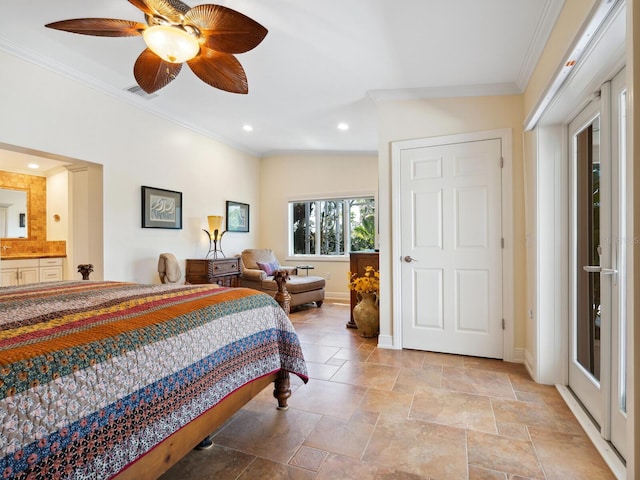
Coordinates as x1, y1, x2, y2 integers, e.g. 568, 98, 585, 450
575, 117, 601, 381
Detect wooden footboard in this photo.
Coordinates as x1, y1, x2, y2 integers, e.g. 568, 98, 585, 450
114, 370, 291, 480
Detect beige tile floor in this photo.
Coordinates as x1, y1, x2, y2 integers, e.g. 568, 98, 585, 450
161, 302, 616, 480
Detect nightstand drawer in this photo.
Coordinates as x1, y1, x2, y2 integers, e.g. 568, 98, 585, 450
212, 259, 240, 275
185, 257, 241, 287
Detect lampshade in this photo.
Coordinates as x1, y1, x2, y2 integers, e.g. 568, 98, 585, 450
142, 25, 200, 63
207, 216, 224, 240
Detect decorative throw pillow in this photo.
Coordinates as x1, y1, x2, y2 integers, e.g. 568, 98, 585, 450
256, 261, 280, 276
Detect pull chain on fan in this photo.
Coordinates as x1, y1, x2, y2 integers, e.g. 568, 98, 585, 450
45, 0, 267, 94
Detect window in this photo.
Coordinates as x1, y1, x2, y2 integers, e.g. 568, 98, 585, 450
290, 196, 375, 257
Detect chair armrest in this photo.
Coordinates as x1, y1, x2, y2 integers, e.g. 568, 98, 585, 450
241, 269, 267, 281
281, 266, 298, 275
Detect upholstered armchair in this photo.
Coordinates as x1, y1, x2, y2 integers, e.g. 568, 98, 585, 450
239, 249, 325, 308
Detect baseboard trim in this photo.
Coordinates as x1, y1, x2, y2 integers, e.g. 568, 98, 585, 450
377, 335, 396, 349
324, 292, 349, 302
556, 385, 626, 480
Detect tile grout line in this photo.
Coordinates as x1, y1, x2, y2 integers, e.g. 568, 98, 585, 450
526, 425, 550, 480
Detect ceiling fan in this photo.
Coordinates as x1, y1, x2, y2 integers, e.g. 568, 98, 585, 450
45, 0, 268, 94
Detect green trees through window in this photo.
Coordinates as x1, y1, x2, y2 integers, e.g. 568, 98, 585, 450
291, 197, 375, 257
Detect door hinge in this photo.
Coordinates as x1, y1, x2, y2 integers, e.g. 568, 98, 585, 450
501, 238, 505, 249
502, 319, 505, 330
500, 157, 504, 168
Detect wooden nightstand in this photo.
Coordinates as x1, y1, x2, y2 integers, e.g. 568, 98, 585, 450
185, 257, 241, 287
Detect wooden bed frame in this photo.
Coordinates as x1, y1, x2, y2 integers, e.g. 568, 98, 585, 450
114, 370, 291, 480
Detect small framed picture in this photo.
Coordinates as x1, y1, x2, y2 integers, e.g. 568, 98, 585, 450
141, 186, 182, 229
226, 200, 249, 232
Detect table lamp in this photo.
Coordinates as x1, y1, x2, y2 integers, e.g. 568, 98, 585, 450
203, 215, 226, 258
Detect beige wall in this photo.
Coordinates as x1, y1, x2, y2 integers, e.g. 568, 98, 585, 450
0, 49, 261, 283
377, 95, 526, 351
260, 153, 378, 299
46, 170, 69, 242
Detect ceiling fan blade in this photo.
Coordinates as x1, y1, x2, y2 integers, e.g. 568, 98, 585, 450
128, 0, 190, 23
45, 18, 145, 37
134, 49, 182, 93
187, 49, 248, 94
128, 0, 154, 16
184, 5, 267, 54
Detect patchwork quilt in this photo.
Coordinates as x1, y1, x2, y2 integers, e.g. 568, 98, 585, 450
0, 281, 308, 479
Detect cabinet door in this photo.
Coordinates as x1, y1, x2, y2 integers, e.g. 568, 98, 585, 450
1, 269, 18, 287
19, 267, 39, 285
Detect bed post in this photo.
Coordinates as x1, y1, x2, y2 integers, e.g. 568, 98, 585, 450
273, 270, 291, 315
273, 370, 291, 410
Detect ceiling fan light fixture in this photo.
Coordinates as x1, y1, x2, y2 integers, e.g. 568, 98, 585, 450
142, 25, 199, 63
45, 2, 267, 94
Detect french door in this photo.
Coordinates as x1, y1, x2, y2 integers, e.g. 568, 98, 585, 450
569, 67, 627, 458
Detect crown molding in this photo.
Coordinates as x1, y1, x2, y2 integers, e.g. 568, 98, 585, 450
367, 82, 521, 103
515, 0, 566, 91
524, 0, 622, 130
261, 149, 377, 158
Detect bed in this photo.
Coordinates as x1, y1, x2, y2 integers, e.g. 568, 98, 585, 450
0, 281, 308, 479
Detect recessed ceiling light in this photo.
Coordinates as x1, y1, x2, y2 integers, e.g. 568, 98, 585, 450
243, 124, 253, 132
337, 123, 349, 131
27, 163, 40, 169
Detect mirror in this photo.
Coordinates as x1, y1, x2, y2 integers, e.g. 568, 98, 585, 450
0, 188, 28, 238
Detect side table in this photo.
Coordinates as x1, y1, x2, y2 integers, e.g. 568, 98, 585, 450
296, 265, 315, 276
185, 257, 240, 287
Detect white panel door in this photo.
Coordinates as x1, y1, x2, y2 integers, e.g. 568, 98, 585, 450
400, 138, 503, 358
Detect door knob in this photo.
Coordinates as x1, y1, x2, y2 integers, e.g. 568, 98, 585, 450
403, 256, 418, 263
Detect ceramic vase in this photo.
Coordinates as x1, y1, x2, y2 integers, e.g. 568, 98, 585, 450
353, 292, 379, 337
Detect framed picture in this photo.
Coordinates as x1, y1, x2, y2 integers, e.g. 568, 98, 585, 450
141, 186, 182, 229
226, 200, 249, 232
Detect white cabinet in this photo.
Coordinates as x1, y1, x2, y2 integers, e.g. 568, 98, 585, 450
0, 257, 64, 286
39, 257, 63, 282
1, 259, 39, 286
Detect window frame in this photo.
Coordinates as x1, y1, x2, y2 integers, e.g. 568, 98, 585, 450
286, 193, 376, 261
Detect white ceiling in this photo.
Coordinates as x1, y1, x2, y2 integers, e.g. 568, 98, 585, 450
0, 0, 564, 159
0, 149, 68, 176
